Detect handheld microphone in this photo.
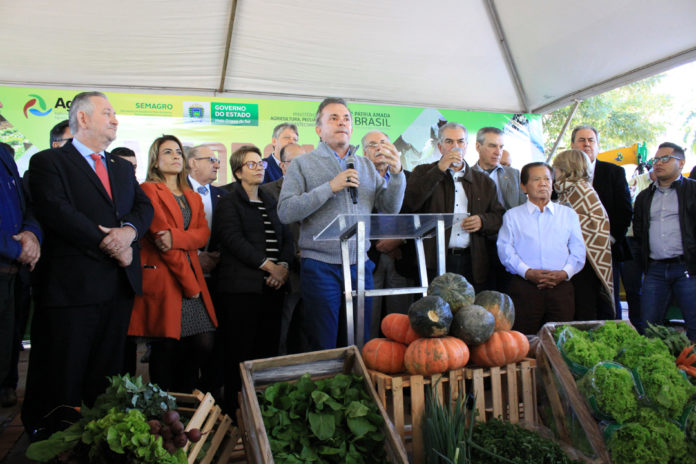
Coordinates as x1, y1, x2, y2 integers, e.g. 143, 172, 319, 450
345, 154, 358, 204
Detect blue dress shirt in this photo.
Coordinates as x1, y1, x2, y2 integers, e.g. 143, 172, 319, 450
72, 138, 107, 174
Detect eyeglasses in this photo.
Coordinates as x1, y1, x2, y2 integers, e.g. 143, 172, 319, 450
244, 160, 267, 170
195, 156, 220, 164
365, 142, 382, 150
651, 155, 681, 164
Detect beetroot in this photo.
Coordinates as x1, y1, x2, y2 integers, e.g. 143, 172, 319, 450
186, 428, 202, 443
162, 409, 180, 425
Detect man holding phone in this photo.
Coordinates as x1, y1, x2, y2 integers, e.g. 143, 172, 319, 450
404, 122, 504, 290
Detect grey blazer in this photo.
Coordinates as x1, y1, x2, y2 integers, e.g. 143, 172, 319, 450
472, 163, 526, 210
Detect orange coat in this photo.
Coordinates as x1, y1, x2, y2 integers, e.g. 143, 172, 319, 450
128, 182, 217, 339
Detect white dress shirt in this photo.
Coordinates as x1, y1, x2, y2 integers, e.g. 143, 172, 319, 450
448, 168, 470, 249
497, 200, 586, 280
188, 175, 213, 232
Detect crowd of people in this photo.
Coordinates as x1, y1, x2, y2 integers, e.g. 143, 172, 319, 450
1, 91, 695, 440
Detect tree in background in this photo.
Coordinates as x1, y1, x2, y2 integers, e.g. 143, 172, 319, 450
682, 111, 696, 155
543, 76, 672, 155
0, 115, 31, 159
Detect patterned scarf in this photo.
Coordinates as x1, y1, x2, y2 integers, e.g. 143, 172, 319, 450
554, 179, 614, 314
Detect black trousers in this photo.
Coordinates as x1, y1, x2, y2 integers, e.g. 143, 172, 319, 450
219, 288, 283, 414
22, 297, 132, 434
0, 273, 16, 387
571, 261, 614, 321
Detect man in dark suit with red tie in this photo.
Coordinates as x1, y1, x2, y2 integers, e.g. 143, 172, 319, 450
571, 126, 633, 318
22, 91, 153, 438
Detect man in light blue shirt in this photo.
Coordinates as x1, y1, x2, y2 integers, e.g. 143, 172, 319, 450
497, 162, 586, 334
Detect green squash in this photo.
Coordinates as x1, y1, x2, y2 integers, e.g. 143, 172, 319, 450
474, 290, 515, 332
408, 295, 453, 338
450, 304, 496, 346
427, 272, 475, 314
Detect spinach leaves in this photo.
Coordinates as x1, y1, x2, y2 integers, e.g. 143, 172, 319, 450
258, 373, 386, 463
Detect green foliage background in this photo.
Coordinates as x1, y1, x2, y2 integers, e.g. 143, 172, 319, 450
542, 76, 672, 156
0, 124, 30, 158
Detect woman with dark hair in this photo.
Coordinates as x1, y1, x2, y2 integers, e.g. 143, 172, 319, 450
212, 145, 293, 412
128, 135, 217, 392
552, 149, 614, 321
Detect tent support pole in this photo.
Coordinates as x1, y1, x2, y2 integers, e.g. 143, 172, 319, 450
546, 99, 581, 162
218, 0, 239, 93
483, 0, 530, 113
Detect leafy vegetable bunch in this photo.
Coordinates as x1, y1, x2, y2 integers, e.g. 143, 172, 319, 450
469, 419, 583, 464
555, 326, 615, 373
559, 322, 696, 420
86, 374, 177, 421
258, 373, 386, 463
616, 336, 694, 419
421, 385, 582, 464
26, 375, 182, 463
645, 323, 691, 357
577, 363, 639, 424
606, 408, 687, 464
555, 322, 696, 464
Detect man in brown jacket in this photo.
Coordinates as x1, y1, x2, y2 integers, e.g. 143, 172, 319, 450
404, 122, 504, 290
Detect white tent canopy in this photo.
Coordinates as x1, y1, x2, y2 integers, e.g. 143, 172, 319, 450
2, 0, 696, 114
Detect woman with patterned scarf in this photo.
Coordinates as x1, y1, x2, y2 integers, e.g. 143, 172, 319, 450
552, 149, 615, 320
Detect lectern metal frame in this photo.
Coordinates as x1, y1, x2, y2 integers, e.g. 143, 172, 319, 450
315, 213, 457, 348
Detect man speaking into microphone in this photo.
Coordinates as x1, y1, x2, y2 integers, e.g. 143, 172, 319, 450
278, 97, 405, 350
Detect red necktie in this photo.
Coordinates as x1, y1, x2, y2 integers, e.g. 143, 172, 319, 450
90, 153, 112, 199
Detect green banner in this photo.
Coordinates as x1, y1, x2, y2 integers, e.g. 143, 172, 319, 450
0, 86, 543, 185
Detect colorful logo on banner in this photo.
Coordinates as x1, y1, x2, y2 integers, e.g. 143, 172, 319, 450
23, 94, 53, 118
183, 101, 211, 123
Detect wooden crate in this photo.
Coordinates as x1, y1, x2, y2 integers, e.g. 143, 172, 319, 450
535, 320, 635, 464
171, 389, 243, 464
369, 358, 537, 464
238, 345, 409, 464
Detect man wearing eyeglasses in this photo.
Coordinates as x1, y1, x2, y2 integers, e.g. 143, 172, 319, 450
186, 145, 226, 274
404, 122, 504, 291
185, 144, 227, 397
634, 142, 696, 340
264, 123, 299, 184
49, 120, 72, 149
362, 130, 414, 337
571, 125, 632, 319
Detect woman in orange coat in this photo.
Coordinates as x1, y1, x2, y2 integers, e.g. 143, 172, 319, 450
129, 135, 217, 392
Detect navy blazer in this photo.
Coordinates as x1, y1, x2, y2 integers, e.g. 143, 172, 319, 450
262, 155, 283, 184
593, 160, 633, 261
0, 145, 41, 263
29, 140, 153, 306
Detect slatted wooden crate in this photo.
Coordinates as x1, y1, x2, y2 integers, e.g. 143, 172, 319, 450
368, 358, 537, 464
238, 345, 409, 464
535, 320, 635, 464
171, 389, 243, 464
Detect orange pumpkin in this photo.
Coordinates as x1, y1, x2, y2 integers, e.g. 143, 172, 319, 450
469, 330, 528, 367
404, 337, 451, 375
508, 330, 530, 362
381, 313, 421, 345
362, 338, 406, 373
440, 336, 470, 370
